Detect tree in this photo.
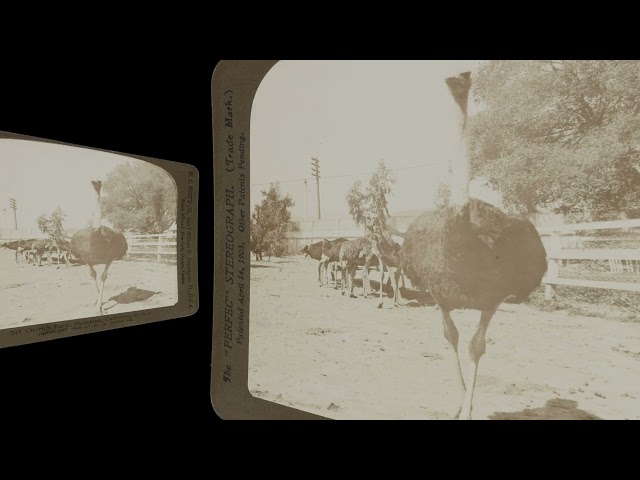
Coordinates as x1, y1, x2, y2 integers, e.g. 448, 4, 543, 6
470, 60, 640, 221
434, 181, 451, 210
346, 159, 396, 235
251, 183, 294, 258
37, 207, 67, 238
101, 161, 177, 234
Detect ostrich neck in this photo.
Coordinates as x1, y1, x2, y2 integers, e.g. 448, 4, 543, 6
449, 109, 470, 208
93, 192, 102, 228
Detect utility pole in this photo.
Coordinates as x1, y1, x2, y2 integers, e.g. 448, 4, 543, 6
311, 157, 321, 220
303, 179, 309, 221
9, 198, 17, 230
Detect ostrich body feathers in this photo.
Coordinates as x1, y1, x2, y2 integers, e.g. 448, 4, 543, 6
402, 199, 547, 311
70, 226, 128, 266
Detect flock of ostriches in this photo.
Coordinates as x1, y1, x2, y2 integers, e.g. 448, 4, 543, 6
1, 181, 128, 315
258, 73, 550, 420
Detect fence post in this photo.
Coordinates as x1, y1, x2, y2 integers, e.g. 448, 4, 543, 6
545, 231, 561, 300
157, 235, 162, 262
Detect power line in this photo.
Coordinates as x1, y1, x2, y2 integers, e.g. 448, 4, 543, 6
250, 161, 442, 187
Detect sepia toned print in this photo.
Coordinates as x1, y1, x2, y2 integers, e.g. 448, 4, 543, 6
0, 138, 179, 330
213, 60, 640, 420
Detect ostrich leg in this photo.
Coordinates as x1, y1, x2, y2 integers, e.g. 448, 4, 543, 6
362, 262, 370, 298
89, 265, 100, 306
95, 262, 112, 315
439, 307, 467, 416
348, 264, 357, 299
377, 257, 386, 309
389, 266, 402, 307
459, 307, 497, 420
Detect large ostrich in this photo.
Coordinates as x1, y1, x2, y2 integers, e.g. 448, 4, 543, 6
400, 72, 547, 420
70, 181, 128, 315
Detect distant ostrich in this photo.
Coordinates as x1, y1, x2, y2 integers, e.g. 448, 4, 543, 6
339, 237, 382, 299
29, 239, 56, 266
400, 72, 547, 420
302, 238, 332, 286
2, 239, 35, 263
319, 238, 349, 287
52, 236, 73, 268
70, 181, 128, 315
370, 233, 404, 308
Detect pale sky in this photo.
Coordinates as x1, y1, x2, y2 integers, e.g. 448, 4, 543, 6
251, 60, 499, 221
0, 139, 145, 232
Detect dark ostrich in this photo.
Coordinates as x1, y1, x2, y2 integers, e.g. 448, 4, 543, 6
29, 239, 56, 266
370, 233, 404, 308
70, 181, 128, 315
53, 236, 73, 268
2, 238, 36, 263
302, 238, 332, 286
400, 72, 547, 420
338, 237, 382, 299
319, 238, 349, 287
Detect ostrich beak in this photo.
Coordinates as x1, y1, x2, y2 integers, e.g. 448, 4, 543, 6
445, 71, 472, 113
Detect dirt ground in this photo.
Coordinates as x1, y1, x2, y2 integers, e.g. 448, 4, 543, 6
248, 255, 640, 420
0, 249, 178, 329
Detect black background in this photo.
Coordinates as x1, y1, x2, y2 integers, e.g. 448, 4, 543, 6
0, 51, 220, 437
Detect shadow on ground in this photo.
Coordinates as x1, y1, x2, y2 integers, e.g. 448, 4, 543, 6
107, 286, 160, 306
489, 398, 602, 420
328, 276, 437, 307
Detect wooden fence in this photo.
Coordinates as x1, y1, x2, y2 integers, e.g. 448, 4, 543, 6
125, 233, 177, 261
538, 219, 640, 299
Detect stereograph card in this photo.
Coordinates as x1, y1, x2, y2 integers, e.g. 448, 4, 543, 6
213, 60, 640, 420
0, 130, 199, 349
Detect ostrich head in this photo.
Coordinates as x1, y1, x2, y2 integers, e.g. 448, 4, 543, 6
445, 71, 472, 209
91, 180, 103, 228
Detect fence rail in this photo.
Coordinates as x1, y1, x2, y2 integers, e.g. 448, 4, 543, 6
539, 219, 640, 299
125, 233, 177, 261
1, 231, 177, 263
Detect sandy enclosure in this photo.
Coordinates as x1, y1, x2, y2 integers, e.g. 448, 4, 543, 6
0, 249, 178, 328
248, 255, 640, 420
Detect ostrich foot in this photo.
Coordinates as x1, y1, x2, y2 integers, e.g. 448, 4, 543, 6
350, 294, 357, 299
453, 407, 462, 420
377, 302, 383, 309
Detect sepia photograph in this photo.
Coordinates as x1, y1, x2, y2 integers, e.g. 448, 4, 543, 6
0, 138, 179, 330
242, 60, 640, 420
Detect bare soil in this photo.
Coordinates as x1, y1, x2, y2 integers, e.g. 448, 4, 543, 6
248, 255, 640, 420
0, 249, 178, 328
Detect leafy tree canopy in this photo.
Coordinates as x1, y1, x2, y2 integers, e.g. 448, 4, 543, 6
251, 184, 294, 255
102, 161, 177, 234
37, 207, 67, 239
470, 60, 640, 221
346, 160, 396, 235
